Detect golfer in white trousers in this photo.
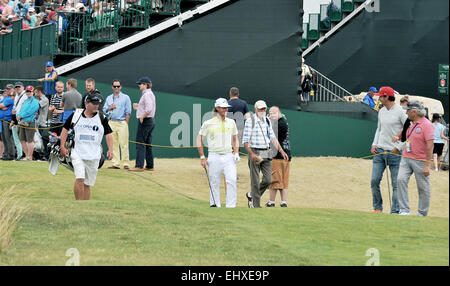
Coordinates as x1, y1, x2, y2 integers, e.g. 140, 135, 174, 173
197, 98, 240, 208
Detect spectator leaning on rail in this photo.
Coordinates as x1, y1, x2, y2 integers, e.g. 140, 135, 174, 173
16, 85, 39, 161
363, 87, 377, 109
23, 6, 36, 27
243, 100, 288, 208
38, 61, 58, 101
0, 84, 15, 160
197, 98, 240, 208
34, 85, 50, 161
431, 113, 448, 172
129, 76, 156, 172
370, 86, 407, 214
266, 106, 292, 208
59, 94, 113, 201
396, 101, 435, 216
103, 79, 132, 170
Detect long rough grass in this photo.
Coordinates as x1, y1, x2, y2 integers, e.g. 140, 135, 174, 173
0, 157, 448, 265
0, 187, 28, 253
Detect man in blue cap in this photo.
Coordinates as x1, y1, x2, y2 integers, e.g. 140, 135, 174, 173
363, 87, 378, 109
129, 76, 156, 172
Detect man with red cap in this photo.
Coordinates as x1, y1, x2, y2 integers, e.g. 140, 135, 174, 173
369, 86, 407, 214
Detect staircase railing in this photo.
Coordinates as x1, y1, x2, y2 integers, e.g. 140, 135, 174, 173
309, 67, 352, 102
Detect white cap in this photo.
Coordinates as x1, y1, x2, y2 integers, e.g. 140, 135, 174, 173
76, 3, 85, 9
254, 100, 267, 109
29, 7, 35, 12
215, 98, 231, 108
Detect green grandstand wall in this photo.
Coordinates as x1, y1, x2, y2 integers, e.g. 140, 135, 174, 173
67, 77, 377, 159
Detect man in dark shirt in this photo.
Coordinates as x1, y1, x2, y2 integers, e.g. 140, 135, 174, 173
81, 78, 104, 111
266, 106, 292, 207
227, 87, 250, 147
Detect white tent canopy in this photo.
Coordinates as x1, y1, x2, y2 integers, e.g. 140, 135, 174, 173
346, 92, 445, 115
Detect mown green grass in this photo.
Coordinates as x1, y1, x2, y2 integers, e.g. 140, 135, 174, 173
0, 160, 448, 266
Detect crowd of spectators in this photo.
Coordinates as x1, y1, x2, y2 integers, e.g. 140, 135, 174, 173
1, 0, 177, 35
0, 0, 118, 34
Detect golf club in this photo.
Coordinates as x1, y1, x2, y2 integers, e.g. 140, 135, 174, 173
203, 165, 217, 207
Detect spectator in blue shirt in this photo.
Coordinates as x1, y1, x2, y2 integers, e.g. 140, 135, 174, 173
363, 87, 378, 109
0, 84, 16, 160
14, 0, 30, 18
103, 79, 132, 169
17, 85, 39, 161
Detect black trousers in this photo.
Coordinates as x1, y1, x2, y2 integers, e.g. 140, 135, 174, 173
135, 118, 155, 168
39, 126, 50, 159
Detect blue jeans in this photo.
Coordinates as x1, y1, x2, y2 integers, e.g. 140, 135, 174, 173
371, 148, 401, 213
135, 118, 155, 168
301, 92, 310, 101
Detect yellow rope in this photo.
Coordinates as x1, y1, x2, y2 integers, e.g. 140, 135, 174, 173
1, 118, 447, 166
0, 118, 63, 130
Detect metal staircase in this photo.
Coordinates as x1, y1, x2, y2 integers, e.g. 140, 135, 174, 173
308, 67, 353, 102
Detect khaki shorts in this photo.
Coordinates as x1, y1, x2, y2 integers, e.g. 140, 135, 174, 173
18, 122, 37, 143
270, 159, 290, 189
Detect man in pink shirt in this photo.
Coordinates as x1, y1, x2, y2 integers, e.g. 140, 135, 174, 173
129, 76, 156, 172
397, 100, 435, 216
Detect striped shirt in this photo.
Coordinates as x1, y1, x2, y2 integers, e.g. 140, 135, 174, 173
136, 88, 156, 119
49, 93, 63, 124
242, 114, 276, 149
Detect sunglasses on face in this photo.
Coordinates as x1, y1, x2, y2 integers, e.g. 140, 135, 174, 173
113, 85, 121, 88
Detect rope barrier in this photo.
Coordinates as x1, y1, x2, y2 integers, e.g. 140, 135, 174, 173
0, 118, 64, 130
0, 118, 447, 166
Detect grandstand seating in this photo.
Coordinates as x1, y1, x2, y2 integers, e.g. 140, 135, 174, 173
0, 0, 203, 60
302, 0, 370, 51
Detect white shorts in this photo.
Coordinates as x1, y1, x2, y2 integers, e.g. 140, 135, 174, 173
71, 152, 100, 186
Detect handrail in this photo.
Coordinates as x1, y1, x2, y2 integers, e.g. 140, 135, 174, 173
309, 67, 353, 102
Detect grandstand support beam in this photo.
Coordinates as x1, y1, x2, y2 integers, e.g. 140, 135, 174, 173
302, 0, 374, 57
56, 0, 232, 75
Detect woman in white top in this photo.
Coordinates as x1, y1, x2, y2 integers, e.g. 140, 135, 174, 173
432, 113, 448, 171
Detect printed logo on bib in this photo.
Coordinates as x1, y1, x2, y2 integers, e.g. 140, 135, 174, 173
79, 134, 97, 142
78, 124, 100, 131
415, 127, 422, 134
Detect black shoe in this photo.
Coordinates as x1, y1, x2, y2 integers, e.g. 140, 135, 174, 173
265, 202, 275, 207
246, 192, 253, 208
280, 203, 288, 208
210, 204, 217, 207
2, 156, 14, 161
